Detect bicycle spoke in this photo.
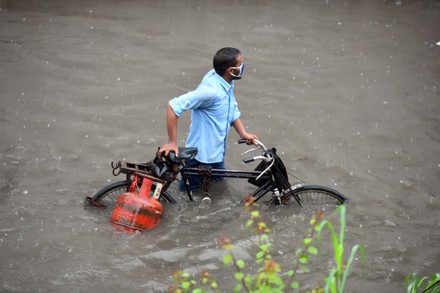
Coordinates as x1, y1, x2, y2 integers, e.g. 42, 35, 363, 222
294, 190, 342, 204
282, 185, 347, 211
98, 186, 127, 207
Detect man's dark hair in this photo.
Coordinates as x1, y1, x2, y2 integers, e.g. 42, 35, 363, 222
213, 47, 241, 76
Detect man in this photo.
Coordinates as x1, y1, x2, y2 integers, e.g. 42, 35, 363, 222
159, 47, 258, 191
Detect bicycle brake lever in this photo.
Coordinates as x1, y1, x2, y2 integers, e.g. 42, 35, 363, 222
243, 156, 270, 164
241, 147, 258, 156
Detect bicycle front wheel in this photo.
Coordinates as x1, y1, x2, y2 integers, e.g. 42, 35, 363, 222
283, 185, 348, 207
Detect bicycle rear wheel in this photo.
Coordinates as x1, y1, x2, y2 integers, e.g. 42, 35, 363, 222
84, 180, 175, 209
85, 180, 130, 208
282, 185, 348, 207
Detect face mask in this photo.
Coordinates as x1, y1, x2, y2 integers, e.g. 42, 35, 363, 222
230, 63, 245, 79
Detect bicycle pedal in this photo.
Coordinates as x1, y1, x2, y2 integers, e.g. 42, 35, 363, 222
200, 196, 212, 208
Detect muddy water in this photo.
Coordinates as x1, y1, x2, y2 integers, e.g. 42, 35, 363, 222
1, 0, 439, 292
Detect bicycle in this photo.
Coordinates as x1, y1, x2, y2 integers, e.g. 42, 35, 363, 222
84, 139, 348, 209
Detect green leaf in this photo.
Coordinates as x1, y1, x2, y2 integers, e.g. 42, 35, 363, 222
260, 234, 270, 241
426, 274, 440, 291
182, 281, 190, 290
245, 276, 253, 287
182, 272, 190, 278
234, 284, 243, 292
223, 254, 232, 265
259, 243, 271, 252
256, 251, 265, 260
299, 255, 308, 264
235, 272, 244, 281
236, 259, 245, 269
341, 244, 366, 291
291, 282, 299, 289
246, 219, 253, 228
303, 237, 312, 246
308, 246, 318, 255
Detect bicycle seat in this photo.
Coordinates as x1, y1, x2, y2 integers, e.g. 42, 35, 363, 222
168, 147, 198, 163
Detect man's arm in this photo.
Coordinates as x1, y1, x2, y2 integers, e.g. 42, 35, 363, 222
232, 118, 258, 144
159, 104, 180, 157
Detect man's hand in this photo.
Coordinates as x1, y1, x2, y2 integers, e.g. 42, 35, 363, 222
232, 118, 258, 145
242, 132, 258, 145
159, 104, 180, 157
158, 142, 179, 157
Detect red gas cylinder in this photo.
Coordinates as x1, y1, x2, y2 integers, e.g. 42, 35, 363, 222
111, 178, 163, 232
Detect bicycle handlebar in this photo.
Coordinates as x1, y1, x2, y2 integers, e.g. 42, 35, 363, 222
238, 139, 275, 181
238, 138, 268, 150
238, 139, 272, 165
243, 156, 270, 164
243, 157, 255, 164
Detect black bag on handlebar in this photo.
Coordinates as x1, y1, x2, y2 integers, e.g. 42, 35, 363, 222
247, 160, 269, 187
248, 148, 288, 187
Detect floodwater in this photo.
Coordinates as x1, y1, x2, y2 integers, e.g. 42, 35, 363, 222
1, 0, 439, 292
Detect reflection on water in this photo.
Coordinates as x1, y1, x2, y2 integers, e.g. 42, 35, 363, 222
1, 0, 439, 292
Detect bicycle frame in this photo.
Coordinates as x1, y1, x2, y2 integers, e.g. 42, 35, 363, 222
85, 139, 349, 211
109, 139, 300, 205
179, 167, 273, 202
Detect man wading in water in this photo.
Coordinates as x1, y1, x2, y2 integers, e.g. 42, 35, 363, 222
159, 47, 258, 202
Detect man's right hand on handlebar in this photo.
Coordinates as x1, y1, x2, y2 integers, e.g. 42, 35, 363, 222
158, 142, 179, 158
240, 132, 258, 146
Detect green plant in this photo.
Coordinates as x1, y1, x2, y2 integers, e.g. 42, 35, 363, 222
316, 205, 366, 293
221, 209, 294, 292
171, 271, 219, 293
405, 273, 440, 293
170, 204, 364, 292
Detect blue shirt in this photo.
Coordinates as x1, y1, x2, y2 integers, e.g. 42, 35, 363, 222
169, 69, 241, 163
